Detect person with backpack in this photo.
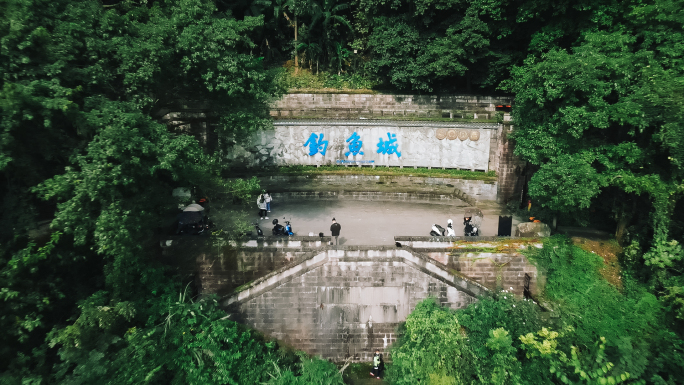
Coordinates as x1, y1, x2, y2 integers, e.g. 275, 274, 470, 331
257, 193, 268, 220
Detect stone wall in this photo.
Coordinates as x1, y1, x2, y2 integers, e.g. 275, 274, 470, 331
196, 248, 305, 296
395, 237, 540, 295
224, 121, 499, 171
222, 248, 486, 361
188, 240, 539, 299
271, 94, 513, 120
254, 174, 497, 203
162, 236, 328, 296
496, 124, 527, 203
177, 240, 540, 362
425, 251, 537, 295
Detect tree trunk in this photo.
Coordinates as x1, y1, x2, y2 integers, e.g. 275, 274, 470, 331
615, 215, 630, 246
615, 199, 636, 246
294, 15, 298, 75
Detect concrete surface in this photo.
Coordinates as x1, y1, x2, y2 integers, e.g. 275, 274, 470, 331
243, 199, 519, 245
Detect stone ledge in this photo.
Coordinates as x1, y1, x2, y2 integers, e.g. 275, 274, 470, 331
272, 120, 501, 129
395, 236, 513, 244
237, 236, 331, 248
272, 191, 473, 205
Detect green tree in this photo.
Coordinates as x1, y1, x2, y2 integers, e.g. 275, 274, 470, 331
520, 329, 633, 385
0, 0, 281, 382
388, 299, 477, 384
506, 14, 684, 254
308, 0, 353, 74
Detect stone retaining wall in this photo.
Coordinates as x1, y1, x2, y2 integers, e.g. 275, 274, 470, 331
222, 248, 487, 361
163, 239, 540, 361
271, 94, 513, 120
255, 174, 497, 203
496, 124, 526, 202
270, 191, 472, 205
421, 251, 538, 296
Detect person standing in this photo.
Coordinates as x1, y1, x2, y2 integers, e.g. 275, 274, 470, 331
370, 350, 384, 379
257, 193, 268, 220
446, 219, 456, 236
264, 190, 272, 212
330, 218, 341, 245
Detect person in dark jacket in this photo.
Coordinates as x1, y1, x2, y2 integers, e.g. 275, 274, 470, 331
330, 218, 341, 245
370, 350, 384, 379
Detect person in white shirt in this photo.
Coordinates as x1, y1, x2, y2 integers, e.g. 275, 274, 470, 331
257, 194, 268, 219
264, 191, 272, 212
446, 219, 456, 236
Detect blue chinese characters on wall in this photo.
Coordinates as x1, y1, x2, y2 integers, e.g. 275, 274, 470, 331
345, 132, 364, 156
377, 132, 401, 157
303, 133, 328, 156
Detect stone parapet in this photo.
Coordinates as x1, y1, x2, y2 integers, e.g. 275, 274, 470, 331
237, 236, 331, 248
392, 239, 541, 297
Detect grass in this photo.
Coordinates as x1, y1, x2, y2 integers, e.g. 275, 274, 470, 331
259, 165, 497, 181
276, 67, 378, 92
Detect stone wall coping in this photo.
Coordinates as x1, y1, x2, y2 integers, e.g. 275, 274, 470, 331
251, 175, 495, 182
273, 120, 500, 129
406, 247, 524, 255
247, 235, 332, 241
394, 236, 514, 242
220, 247, 491, 308
268, 191, 474, 205
237, 235, 331, 248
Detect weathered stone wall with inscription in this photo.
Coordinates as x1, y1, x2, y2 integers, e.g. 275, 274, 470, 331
224, 121, 499, 171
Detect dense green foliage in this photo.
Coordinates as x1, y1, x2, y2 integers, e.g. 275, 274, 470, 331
388, 237, 684, 384
505, 0, 684, 286
0, 0, 343, 383
222, 0, 661, 93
